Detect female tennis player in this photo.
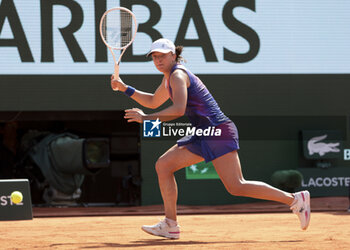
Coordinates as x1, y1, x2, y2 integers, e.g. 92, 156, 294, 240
111, 38, 311, 239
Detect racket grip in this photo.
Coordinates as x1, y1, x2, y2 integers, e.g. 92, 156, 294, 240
113, 64, 120, 91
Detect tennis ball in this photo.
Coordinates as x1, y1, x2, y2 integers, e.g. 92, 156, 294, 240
11, 191, 23, 204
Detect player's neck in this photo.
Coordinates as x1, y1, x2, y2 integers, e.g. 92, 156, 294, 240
163, 61, 177, 78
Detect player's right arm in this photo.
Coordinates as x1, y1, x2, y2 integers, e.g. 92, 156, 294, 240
111, 76, 169, 109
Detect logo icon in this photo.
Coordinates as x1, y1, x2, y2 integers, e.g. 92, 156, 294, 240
307, 134, 340, 156
143, 118, 161, 137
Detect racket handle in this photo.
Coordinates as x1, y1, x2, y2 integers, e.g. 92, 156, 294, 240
113, 64, 120, 91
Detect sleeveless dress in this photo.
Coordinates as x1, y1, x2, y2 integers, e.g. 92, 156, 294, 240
166, 64, 239, 162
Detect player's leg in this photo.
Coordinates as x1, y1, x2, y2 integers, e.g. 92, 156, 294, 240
212, 150, 294, 204
142, 144, 204, 239
212, 150, 310, 230
155, 144, 204, 221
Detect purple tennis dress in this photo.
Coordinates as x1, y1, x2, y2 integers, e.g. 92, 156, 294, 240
166, 64, 239, 162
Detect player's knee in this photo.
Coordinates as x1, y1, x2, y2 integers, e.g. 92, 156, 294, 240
155, 157, 171, 176
227, 180, 245, 196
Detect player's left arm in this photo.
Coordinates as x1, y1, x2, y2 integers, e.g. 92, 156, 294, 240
124, 70, 188, 123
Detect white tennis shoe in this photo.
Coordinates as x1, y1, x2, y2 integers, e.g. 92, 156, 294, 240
290, 190, 311, 230
141, 219, 180, 239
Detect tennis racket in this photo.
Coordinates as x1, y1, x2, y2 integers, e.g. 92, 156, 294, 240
99, 7, 138, 90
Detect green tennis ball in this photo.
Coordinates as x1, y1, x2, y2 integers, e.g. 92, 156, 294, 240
11, 191, 23, 204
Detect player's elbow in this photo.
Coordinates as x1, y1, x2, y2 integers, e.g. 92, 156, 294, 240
148, 95, 163, 109
173, 106, 186, 117
178, 109, 185, 117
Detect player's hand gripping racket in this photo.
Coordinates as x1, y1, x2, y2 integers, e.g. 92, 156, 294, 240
99, 7, 137, 90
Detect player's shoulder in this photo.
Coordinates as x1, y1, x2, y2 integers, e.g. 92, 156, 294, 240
170, 69, 189, 88
171, 68, 188, 81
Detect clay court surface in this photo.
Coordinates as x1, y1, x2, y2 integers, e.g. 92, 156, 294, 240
1, 197, 349, 249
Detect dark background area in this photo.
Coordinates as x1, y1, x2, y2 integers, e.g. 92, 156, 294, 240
1, 74, 350, 205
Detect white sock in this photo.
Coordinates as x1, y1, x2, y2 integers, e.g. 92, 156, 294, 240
165, 218, 178, 227
290, 195, 297, 207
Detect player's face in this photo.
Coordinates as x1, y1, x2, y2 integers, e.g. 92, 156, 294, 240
152, 52, 176, 73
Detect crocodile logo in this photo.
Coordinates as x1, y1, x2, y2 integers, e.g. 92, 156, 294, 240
307, 134, 340, 156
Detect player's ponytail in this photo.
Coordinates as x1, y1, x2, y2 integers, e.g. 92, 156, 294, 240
175, 46, 186, 63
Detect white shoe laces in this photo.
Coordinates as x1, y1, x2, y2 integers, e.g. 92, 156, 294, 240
155, 219, 167, 229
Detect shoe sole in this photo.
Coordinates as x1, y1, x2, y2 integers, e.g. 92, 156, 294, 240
141, 227, 180, 239
302, 191, 311, 230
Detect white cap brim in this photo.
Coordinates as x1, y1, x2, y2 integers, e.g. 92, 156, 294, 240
146, 48, 174, 57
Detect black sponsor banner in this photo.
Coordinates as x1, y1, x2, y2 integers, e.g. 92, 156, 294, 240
0, 179, 33, 221
298, 167, 350, 197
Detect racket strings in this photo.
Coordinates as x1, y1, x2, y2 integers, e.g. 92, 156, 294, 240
102, 10, 134, 49
120, 11, 132, 47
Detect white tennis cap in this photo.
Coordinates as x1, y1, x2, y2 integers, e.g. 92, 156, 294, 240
146, 38, 175, 57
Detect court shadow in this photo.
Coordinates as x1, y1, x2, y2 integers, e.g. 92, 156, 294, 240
50, 239, 304, 249
51, 240, 212, 249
